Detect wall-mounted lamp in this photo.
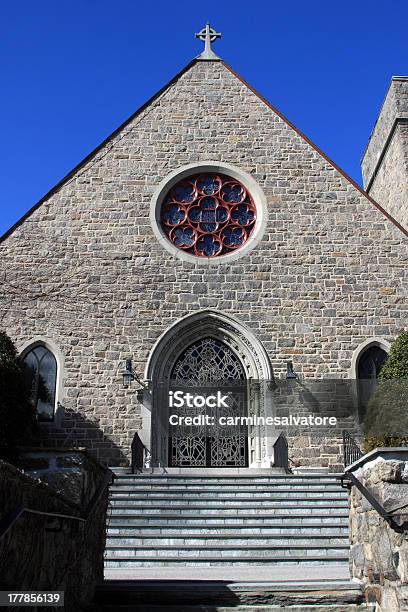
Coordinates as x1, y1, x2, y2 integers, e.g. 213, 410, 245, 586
122, 359, 135, 388
122, 359, 147, 390
286, 361, 297, 380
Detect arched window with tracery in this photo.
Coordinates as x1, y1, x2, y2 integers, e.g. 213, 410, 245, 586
357, 344, 388, 419
171, 337, 246, 385
23, 345, 57, 422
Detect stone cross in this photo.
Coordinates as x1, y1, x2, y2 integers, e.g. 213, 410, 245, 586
195, 23, 221, 60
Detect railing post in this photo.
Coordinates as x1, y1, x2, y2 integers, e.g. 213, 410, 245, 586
131, 433, 145, 473
273, 433, 290, 473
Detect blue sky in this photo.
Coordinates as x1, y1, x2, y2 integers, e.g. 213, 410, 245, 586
1, 0, 407, 236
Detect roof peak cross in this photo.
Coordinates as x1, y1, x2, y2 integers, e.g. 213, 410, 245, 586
195, 22, 221, 61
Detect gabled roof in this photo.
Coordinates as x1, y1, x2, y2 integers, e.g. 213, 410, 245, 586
1, 58, 407, 243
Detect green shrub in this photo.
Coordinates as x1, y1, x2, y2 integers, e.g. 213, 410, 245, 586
0, 330, 38, 457
363, 332, 408, 453
377, 332, 408, 380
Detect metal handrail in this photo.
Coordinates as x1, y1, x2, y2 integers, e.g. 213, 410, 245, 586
341, 431, 408, 532
341, 471, 408, 534
0, 470, 113, 541
343, 430, 363, 468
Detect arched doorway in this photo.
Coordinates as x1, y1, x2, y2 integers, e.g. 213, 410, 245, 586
169, 337, 248, 467
144, 310, 274, 469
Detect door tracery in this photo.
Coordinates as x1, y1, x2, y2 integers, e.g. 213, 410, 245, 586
169, 337, 248, 467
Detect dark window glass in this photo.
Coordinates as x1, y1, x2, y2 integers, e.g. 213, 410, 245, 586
23, 346, 57, 422
357, 345, 388, 419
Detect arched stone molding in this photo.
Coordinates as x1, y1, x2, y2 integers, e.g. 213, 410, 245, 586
349, 337, 391, 380
143, 310, 275, 468
145, 309, 273, 383
150, 161, 268, 264
19, 336, 65, 426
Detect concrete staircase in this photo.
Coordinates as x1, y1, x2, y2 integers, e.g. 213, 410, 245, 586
96, 470, 371, 610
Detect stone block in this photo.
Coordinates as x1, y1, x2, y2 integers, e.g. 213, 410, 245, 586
366, 459, 402, 485
380, 586, 401, 612
379, 482, 408, 513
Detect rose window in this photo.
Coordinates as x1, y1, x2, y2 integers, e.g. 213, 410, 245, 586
160, 173, 257, 258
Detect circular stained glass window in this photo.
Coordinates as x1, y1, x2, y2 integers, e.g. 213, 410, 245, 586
160, 173, 257, 258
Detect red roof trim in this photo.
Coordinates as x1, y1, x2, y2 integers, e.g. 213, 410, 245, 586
222, 61, 408, 238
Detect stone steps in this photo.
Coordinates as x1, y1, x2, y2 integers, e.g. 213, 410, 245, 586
105, 556, 349, 568
107, 535, 348, 546
112, 468, 292, 476
112, 476, 343, 485
107, 524, 349, 535
110, 500, 348, 508
94, 577, 369, 610
109, 505, 348, 515
108, 514, 349, 525
95, 606, 373, 612
112, 484, 347, 497
107, 542, 349, 554
105, 472, 351, 570
110, 490, 346, 498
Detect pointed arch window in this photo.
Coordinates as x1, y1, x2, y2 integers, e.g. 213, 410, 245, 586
23, 345, 57, 422
357, 344, 388, 419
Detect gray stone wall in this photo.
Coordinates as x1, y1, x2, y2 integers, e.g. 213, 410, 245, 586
0, 60, 407, 466
0, 450, 111, 612
273, 379, 361, 473
361, 77, 408, 230
349, 455, 408, 611
367, 123, 408, 230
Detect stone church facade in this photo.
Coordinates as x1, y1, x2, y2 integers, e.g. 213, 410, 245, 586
1, 33, 407, 471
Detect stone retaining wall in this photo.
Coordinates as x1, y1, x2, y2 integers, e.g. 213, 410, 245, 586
349, 455, 408, 611
0, 449, 111, 612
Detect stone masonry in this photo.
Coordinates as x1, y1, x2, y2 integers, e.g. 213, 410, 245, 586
0, 59, 407, 466
361, 77, 408, 230
349, 454, 408, 611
